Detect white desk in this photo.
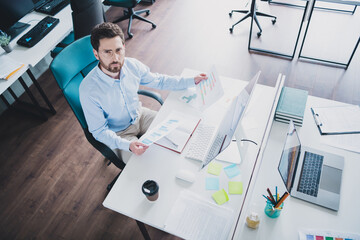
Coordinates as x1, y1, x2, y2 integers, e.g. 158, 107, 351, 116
6, 5, 73, 67
232, 96, 360, 239
0, 6, 72, 119
103, 69, 280, 239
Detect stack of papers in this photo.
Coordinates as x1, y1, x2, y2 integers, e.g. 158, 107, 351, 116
164, 190, 234, 240
0, 55, 25, 80
275, 87, 308, 126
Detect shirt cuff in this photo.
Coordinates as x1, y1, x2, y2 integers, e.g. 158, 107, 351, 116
118, 138, 132, 152
186, 77, 196, 88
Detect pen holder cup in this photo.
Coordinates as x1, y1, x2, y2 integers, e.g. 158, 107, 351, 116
264, 198, 283, 218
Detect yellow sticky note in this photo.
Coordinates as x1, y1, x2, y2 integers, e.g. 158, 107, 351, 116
212, 189, 229, 205
207, 161, 222, 176
228, 181, 243, 194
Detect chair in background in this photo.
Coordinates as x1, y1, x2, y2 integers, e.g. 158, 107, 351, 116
229, 0, 276, 37
51, 0, 106, 58
103, 0, 156, 38
50, 36, 163, 190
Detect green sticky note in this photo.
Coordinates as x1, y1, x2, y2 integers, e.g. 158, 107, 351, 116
212, 189, 229, 205
207, 161, 222, 176
325, 237, 334, 240
228, 181, 243, 194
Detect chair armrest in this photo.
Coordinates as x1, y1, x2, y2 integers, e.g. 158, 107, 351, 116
137, 90, 164, 105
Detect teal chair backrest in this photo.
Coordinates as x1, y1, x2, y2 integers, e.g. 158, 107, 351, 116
50, 35, 98, 129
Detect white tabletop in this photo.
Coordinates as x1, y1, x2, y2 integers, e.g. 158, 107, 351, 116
232, 96, 360, 239
0, 6, 72, 95
103, 69, 280, 239
6, 5, 73, 67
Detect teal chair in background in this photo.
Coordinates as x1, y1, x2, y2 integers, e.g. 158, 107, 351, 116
50, 35, 163, 191
103, 0, 156, 38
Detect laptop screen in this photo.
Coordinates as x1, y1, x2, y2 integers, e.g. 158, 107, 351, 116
278, 121, 301, 192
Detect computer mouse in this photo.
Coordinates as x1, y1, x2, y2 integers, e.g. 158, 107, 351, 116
175, 169, 196, 183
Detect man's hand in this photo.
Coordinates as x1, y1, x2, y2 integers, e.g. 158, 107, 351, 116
194, 73, 208, 85
129, 141, 149, 155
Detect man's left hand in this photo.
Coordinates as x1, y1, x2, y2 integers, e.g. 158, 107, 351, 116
194, 73, 208, 85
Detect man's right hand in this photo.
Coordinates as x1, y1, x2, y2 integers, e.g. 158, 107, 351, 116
129, 141, 149, 155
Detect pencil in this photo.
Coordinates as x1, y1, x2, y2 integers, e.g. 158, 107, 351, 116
274, 192, 289, 208
267, 188, 276, 205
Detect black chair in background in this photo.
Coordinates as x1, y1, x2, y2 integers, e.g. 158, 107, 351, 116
229, 0, 276, 37
103, 0, 156, 38
51, 0, 106, 57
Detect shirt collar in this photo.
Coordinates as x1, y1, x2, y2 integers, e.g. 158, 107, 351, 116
95, 64, 120, 86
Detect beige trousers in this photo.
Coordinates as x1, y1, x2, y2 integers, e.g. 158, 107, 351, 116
113, 107, 157, 162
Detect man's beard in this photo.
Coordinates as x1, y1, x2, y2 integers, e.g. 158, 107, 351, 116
100, 59, 122, 73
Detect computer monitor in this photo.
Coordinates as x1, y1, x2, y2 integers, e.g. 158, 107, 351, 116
0, 0, 34, 40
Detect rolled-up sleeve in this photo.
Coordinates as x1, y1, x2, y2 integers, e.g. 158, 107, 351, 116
133, 59, 195, 90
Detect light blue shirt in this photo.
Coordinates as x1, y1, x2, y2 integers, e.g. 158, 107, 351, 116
79, 57, 195, 151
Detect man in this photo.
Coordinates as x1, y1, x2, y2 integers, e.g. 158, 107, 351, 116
79, 22, 207, 158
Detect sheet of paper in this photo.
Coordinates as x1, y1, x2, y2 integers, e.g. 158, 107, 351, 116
321, 134, 360, 153
139, 112, 184, 145
205, 177, 219, 190
228, 181, 243, 194
207, 162, 222, 176
0, 55, 25, 80
154, 114, 200, 153
212, 189, 229, 205
223, 164, 241, 179
164, 190, 234, 240
298, 229, 360, 240
312, 105, 360, 134
178, 66, 224, 109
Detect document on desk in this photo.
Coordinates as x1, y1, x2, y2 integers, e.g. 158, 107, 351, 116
179, 66, 224, 109
321, 134, 360, 154
164, 190, 234, 240
139, 112, 184, 145
154, 114, 201, 153
311, 105, 360, 135
299, 229, 360, 240
0, 55, 25, 80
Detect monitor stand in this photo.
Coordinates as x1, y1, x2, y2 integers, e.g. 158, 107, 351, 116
236, 123, 258, 163
6, 22, 30, 41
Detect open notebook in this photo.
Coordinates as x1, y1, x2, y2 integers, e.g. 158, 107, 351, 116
155, 114, 201, 153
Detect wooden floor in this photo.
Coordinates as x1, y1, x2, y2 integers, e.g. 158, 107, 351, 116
0, 0, 359, 239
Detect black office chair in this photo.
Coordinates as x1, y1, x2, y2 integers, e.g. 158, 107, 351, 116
103, 0, 156, 38
50, 36, 163, 191
229, 0, 276, 37
51, 0, 106, 58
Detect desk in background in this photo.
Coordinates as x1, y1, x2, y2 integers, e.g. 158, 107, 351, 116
232, 95, 360, 239
0, 5, 72, 119
103, 69, 281, 239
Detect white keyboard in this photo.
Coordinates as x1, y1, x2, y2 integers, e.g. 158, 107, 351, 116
185, 124, 217, 162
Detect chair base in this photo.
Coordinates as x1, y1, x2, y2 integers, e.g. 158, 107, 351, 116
113, 7, 156, 38
107, 172, 121, 191
229, 3, 276, 37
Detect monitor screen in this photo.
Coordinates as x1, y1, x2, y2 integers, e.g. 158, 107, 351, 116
0, 0, 34, 35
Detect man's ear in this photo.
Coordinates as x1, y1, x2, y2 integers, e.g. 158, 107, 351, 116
93, 49, 99, 60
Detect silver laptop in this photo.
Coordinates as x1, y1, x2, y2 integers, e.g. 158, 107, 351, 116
278, 120, 344, 211
186, 71, 260, 169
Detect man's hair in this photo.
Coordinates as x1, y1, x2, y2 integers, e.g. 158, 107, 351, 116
90, 22, 125, 51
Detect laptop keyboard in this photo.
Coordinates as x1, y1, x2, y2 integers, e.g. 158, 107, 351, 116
297, 151, 324, 197
185, 124, 217, 162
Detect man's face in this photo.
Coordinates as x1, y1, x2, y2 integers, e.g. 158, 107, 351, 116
93, 36, 125, 74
